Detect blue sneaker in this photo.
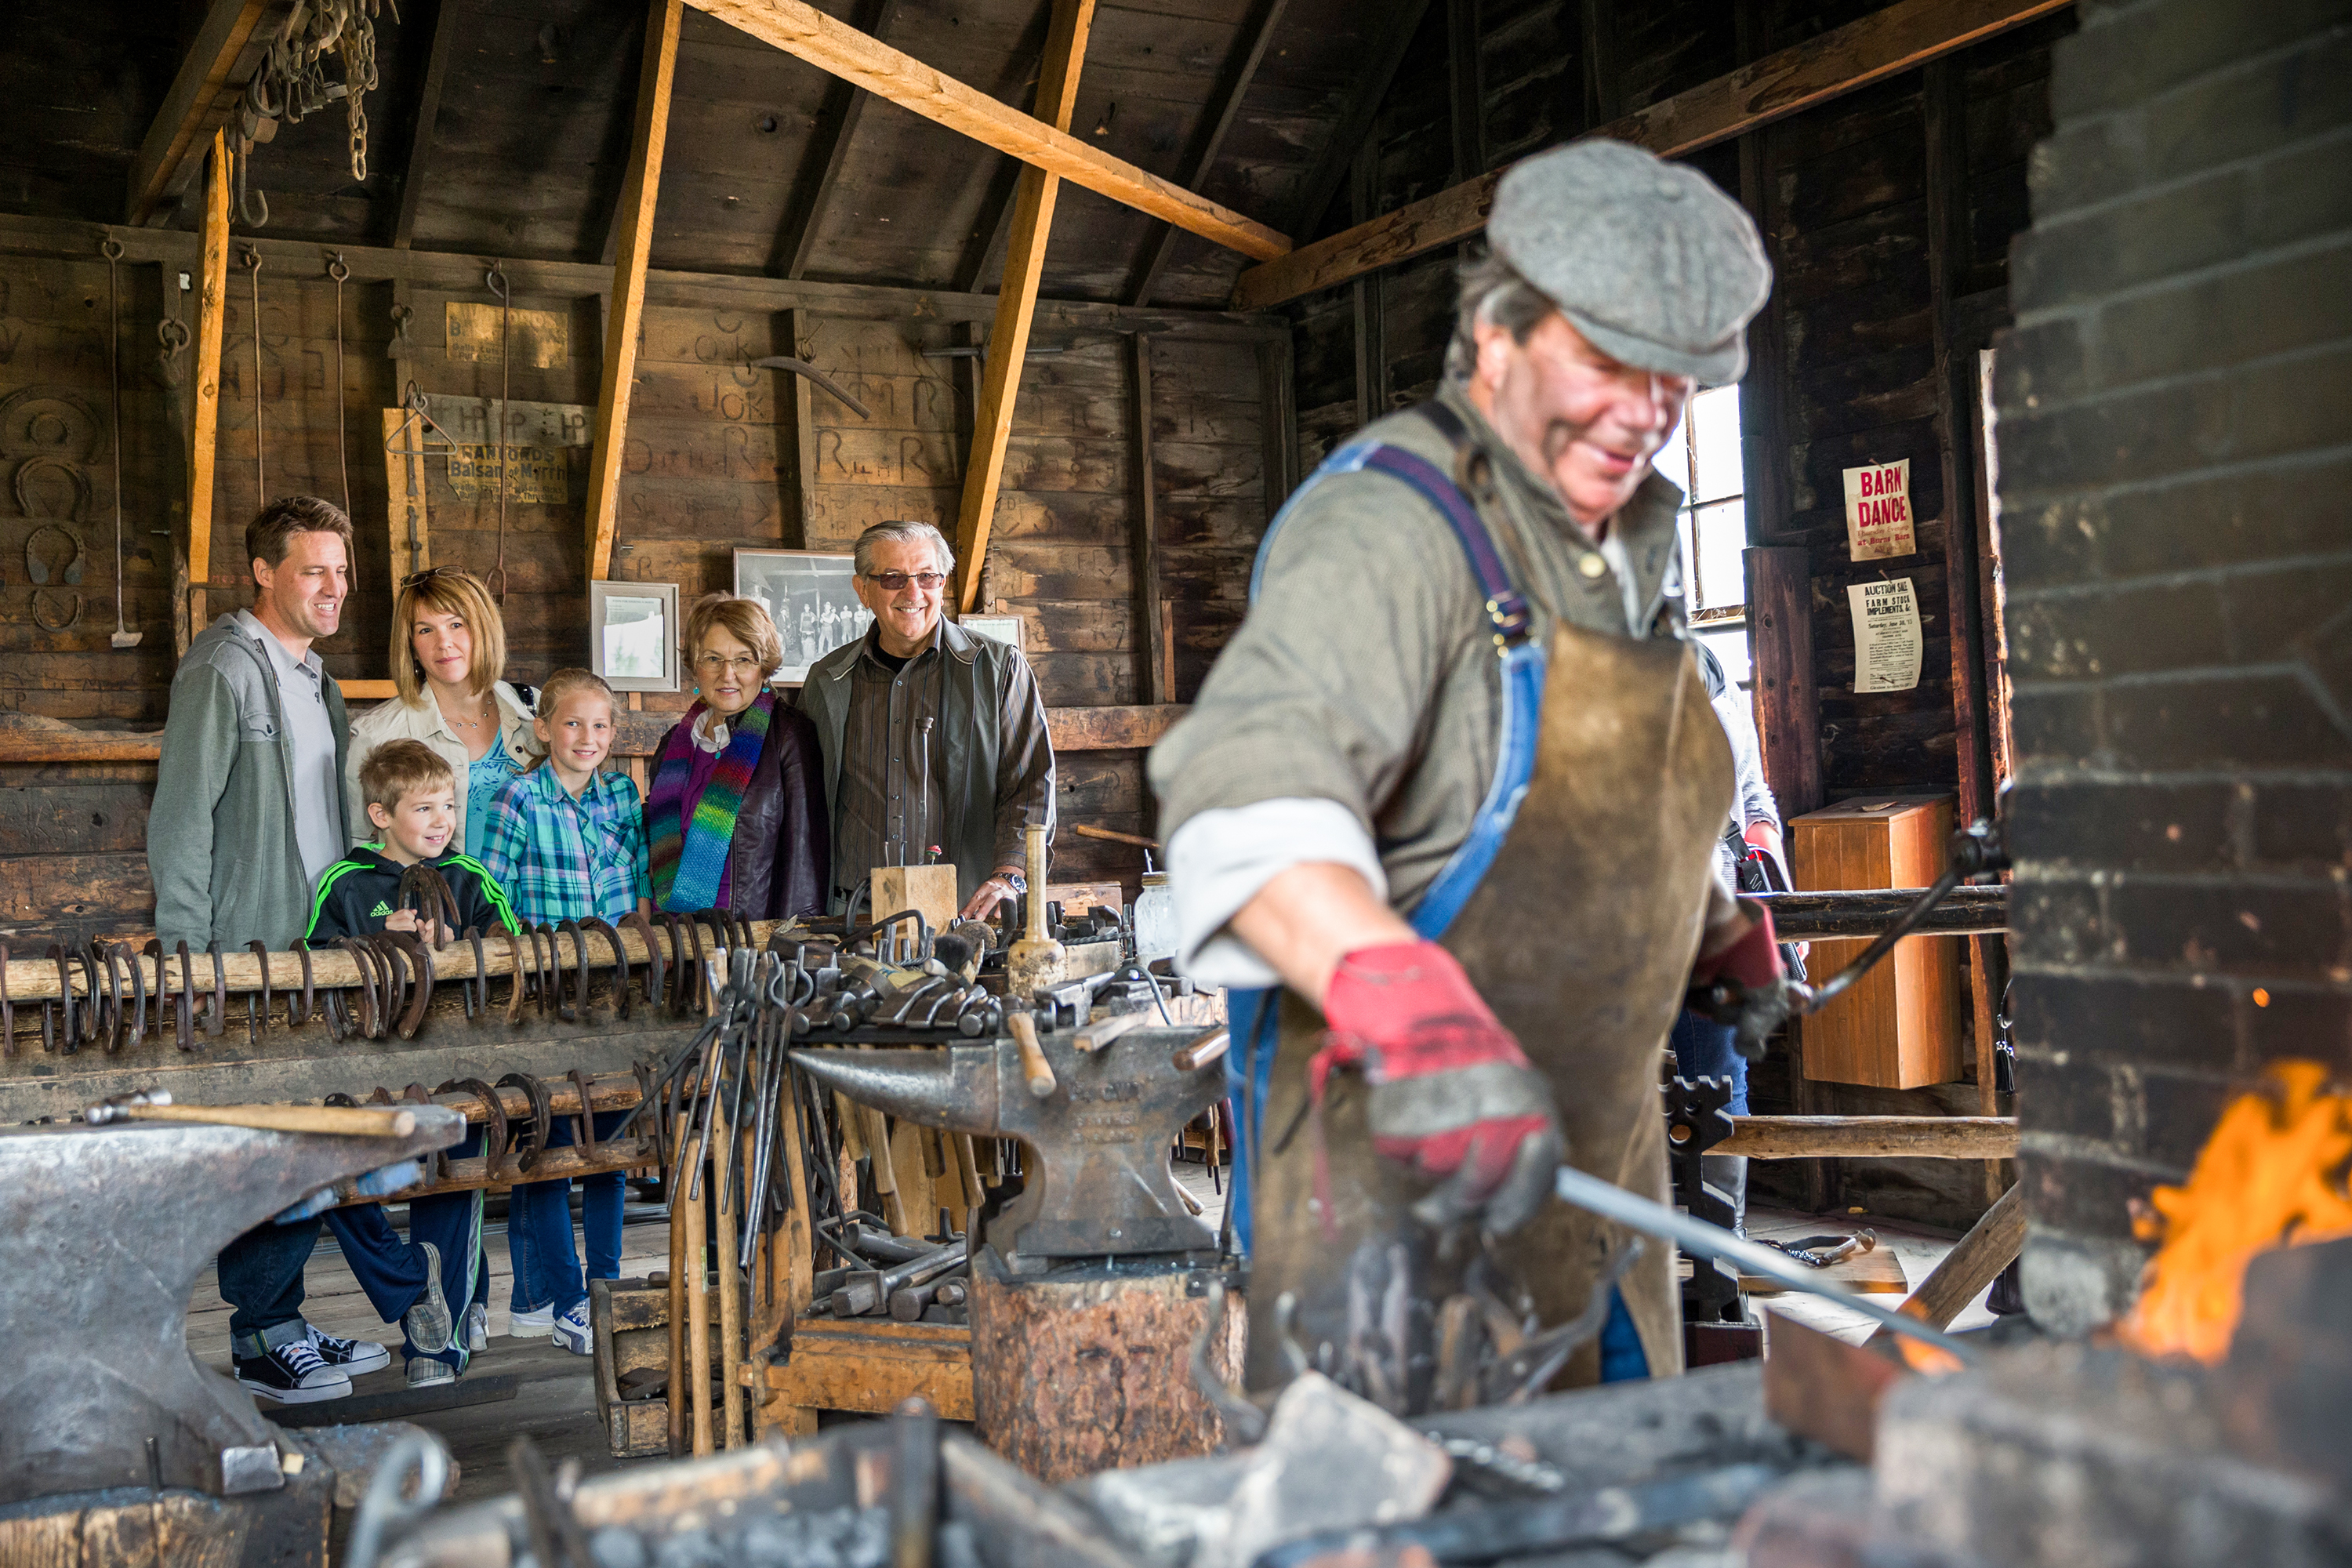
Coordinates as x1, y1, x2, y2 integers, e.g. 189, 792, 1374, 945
552, 1301, 593, 1356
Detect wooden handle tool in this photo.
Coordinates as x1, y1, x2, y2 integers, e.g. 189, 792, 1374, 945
85, 1098, 417, 1138
1072, 824, 1160, 850
1171, 1025, 1230, 1072
1007, 1007, 1055, 1099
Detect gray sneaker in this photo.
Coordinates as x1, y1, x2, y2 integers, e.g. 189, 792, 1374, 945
406, 1356, 456, 1388
403, 1241, 453, 1356
465, 1300, 489, 1353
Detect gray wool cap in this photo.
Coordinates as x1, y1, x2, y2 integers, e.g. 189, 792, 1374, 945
1486, 139, 1772, 385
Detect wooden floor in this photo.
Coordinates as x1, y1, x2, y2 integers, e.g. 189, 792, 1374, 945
191, 1166, 1990, 1503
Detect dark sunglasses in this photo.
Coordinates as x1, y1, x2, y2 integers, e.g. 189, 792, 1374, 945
862, 570, 946, 591
399, 566, 461, 590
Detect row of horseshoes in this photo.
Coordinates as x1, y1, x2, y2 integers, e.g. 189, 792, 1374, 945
0, 862, 767, 1057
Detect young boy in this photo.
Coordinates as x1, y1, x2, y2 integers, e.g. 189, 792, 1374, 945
479, 669, 648, 1355
308, 739, 520, 1388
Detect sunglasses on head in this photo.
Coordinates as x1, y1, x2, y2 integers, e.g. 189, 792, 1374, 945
399, 566, 459, 590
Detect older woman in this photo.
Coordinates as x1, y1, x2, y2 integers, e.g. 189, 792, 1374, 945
645, 593, 828, 917
345, 568, 538, 859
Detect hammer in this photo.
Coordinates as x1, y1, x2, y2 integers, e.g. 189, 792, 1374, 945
84, 1090, 419, 1138
829, 1237, 967, 1318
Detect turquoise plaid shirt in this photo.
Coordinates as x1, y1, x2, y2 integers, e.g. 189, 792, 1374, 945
477, 765, 651, 925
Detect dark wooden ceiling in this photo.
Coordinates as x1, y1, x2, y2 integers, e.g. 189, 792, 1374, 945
0, 0, 1419, 308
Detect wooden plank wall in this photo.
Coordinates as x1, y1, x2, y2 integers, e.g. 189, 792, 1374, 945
0, 241, 1277, 948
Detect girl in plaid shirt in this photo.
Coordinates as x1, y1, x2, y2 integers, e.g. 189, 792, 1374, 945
477, 667, 652, 1352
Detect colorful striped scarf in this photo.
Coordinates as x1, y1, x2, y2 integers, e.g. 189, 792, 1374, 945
646, 691, 773, 913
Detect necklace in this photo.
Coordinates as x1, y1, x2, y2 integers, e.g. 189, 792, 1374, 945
438, 691, 492, 733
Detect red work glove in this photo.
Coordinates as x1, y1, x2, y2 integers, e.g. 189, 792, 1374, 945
1690, 901, 1792, 1062
1318, 941, 1563, 1236
1692, 902, 1784, 991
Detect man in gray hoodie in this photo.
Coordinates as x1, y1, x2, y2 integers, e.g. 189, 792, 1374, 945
150, 495, 392, 1403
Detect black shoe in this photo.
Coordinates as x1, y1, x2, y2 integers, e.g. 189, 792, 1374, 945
308, 1325, 393, 1376
234, 1338, 354, 1405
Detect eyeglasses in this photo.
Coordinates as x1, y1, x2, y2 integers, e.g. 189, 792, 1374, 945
695, 653, 764, 676
862, 570, 946, 592
399, 566, 458, 590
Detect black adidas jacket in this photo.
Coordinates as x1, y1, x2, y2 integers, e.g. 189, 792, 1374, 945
306, 845, 521, 945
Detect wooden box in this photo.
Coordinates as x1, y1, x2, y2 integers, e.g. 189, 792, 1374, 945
870, 864, 960, 947
1789, 795, 1962, 1089
590, 1275, 730, 1459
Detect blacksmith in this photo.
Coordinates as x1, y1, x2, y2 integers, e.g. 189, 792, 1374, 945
797, 521, 1055, 924
1152, 140, 1788, 1403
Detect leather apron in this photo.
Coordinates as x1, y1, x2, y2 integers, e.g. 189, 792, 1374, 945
1239, 494, 1733, 1411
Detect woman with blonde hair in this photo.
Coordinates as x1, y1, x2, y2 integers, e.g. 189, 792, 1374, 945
344, 568, 538, 860
645, 593, 828, 918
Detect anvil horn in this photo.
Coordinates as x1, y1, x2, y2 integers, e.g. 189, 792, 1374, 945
790, 1046, 1002, 1136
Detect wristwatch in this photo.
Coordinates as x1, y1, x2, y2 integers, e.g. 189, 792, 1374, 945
994, 869, 1028, 895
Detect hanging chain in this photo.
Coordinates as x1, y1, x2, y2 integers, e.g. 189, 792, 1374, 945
234, 0, 399, 228
241, 246, 266, 507
328, 252, 351, 517
485, 260, 511, 604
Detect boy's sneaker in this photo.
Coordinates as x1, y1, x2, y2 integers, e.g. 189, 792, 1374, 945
406, 1356, 456, 1389
307, 1325, 392, 1377
552, 1301, 593, 1356
234, 1338, 352, 1405
509, 1303, 554, 1339
402, 1242, 452, 1356
465, 1301, 489, 1352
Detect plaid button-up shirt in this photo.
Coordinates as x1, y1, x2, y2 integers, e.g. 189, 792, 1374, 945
477, 764, 651, 925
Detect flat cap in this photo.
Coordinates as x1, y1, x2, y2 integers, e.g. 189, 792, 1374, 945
1486, 140, 1771, 385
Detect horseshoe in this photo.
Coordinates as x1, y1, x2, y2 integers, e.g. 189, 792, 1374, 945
245, 940, 272, 1043
201, 942, 228, 1037
461, 925, 488, 1021
335, 937, 383, 1040
172, 941, 197, 1051
324, 989, 350, 1044
96, 942, 126, 1051
655, 913, 688, 1014
568, 1067, 600, 1157
679, 914, 709, 1016
620, 909, 665, 1013
290, 940, 316, 1029
368, 935, 412, 1036
439, 1077, 510, 1177
45, 945, 74, 1054
0, 942, 12, 1058
584, 917, 630, 1020
527, 925, 557, 1018
499, 927, 530, 1025
497, 1071, 554, 1175
556, 920, 590, 1022
379, 929, 436, 1039
397, 862, 461, 949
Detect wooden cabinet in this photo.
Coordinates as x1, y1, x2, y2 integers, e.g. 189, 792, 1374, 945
1789, 795, 1962, 1088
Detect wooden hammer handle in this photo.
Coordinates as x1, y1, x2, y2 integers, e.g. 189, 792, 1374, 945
126, 1103, 420, 1138
1007, 1011, 1056, 1099
1072, 824, 1160, 850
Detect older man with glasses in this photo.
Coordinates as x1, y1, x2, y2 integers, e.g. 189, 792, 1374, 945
797, 521, 1054, 925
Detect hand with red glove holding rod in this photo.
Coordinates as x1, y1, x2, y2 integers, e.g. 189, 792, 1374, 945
1689, 897, 1796, 1060
1230, 865, 1564, 1236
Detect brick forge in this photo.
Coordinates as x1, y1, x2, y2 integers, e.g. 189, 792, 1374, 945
1994, 0, 2352, 1335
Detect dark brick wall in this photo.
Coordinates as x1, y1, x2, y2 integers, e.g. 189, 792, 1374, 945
1998, 0, 2352, 1330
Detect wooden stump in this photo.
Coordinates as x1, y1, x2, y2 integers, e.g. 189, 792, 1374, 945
969, 1246, 1244, 1483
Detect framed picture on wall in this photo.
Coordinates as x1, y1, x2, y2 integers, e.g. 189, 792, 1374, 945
735, 549, 866, 684
589, 581, 680, 692
959, 614, 1025, 653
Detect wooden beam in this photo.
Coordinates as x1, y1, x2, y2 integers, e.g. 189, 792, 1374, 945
586, 0, 685, 584
1127, 335, 1166, 704
685, 0, 1287, 263
1446, 0, 1486, 183
780, 308, 820, 544
124, 0, 274, 226
1124, 0, 1289, 307
187, 132, 231, 635
773, 0, 894, 279
950, 0, 1098, 615
390, 0, 463, 250
1745, 545, 1820, 820
1577, 0, 1622, 125
1044, 703, 1184, 752
1715, 1116, 2018, 1162
1866, 1179, 2024, 1337
1230, 0, 2074, 310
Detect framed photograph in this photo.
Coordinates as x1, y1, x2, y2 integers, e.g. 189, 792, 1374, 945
959, 614, 1025, 653
590, 581, 680, 692
735, 549, 866, 684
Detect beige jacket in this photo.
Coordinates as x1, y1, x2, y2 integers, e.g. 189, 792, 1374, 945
343, 681, 540, 842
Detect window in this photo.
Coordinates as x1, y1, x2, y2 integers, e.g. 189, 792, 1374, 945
1662, 384, 1751, 690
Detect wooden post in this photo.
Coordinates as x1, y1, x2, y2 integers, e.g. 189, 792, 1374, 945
187, 131, 230, 635
755, 1064, 818, 1439
157, 261, 194, 658
586, 0, 684, 583
381, 406, 431, 585
950, 0, 1098, 614
1127, 334, 1166, 706
713, 1099, 746, 1450
1866, 1179, 2024, 1338
683, 1154, 713, 1455
782, 308, 821, 548
1744, 546, 1820, 819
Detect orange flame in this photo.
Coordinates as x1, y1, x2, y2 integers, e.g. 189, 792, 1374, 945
2114, 1060, 2352, 1363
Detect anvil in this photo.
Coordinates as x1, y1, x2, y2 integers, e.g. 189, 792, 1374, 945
792, 1027, 1223, 1267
